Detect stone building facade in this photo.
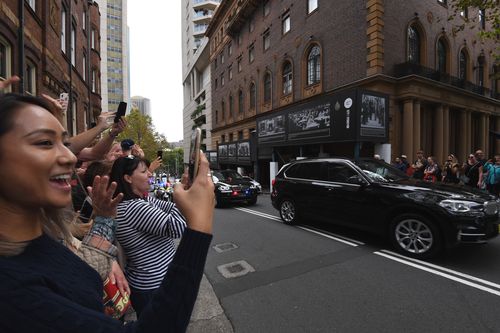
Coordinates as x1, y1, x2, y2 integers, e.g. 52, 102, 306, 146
207, 0, 499, 186
0, 0, 102, 135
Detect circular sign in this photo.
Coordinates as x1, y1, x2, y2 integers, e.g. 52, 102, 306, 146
344, 98, 353, 109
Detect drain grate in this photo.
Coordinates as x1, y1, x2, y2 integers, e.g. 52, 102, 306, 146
213, 242, 238, 253
217, 260, 255, 279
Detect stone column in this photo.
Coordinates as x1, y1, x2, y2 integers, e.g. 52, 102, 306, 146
484, 115, 490, 156
413, 100, 421, 158
478, 113, 486, 152
442, 105, 450, 164
403, 99, 414, 159
496, 117, 500, 154
458, 110, 467, 162
466, 111, 472, 157
433, 105, 444, 164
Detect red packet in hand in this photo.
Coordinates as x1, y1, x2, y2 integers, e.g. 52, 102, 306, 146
103, 277, 132, 319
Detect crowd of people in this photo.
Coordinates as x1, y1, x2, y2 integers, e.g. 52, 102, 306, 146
390, 149, 500, 196
0, 77, 215, 332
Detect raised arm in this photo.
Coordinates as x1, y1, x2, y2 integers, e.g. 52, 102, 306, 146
78, 118, 127, 162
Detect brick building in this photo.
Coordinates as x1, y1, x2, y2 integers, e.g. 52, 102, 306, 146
0, 0, 102, 135
206, 0, 500, 187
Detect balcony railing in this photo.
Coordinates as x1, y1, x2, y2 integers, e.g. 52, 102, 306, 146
394, 62, 498, 100
193, 0, 220, 5
193, 10, 214, 19
194, 24, 208, 33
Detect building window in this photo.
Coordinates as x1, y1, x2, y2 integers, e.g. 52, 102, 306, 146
437, 38, 447, 74
71, 100, 77, 136
228, 42, 232, 56
249, 18, 255, 32
82, 53, 86, 81
221, 52, 224, 64
238, 89, 244, 114
229, 66, 233, 80
25, 61, 36, 96
238, 131, 243, 140
477, 56, 485, 87
27, 0, 35, 11
263, 0, 270, 17
459, 7, 468, 19
282, 13, 290, 35
459, 49, 468, 80
221, 73, 225, 86
229, 94, 234, 116
229, 133, 234, 142
91, 29, 96, 49
479, 9, 485, 29
307, 45, 321, 85
249, 43, 255, 63
238, 57, 242, 72
215, 78, 218, 89
282, 61, 293, 95
0, 38, 12, 84
92, 69, 96, 92
264, 72, 272, 103
237, 33, 242, 46
407, 25, 420, 64
437, 0, 447, 5
263, 29, 270, 51
308, 0, 318, 14
250, 82, 256, 110
221, 134, 225, 143
221, 100, 225, 119
215, 109, 219, 123
71, 24, 76, 66
61, 9, 67, 53
214, 56, 217, 69
82, 10, 86, 31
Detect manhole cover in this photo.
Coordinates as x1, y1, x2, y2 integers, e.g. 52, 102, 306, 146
213, 242, 238, 253
217, 260, 255, 279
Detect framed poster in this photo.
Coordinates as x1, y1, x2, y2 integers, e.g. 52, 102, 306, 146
359, 93, 386, 137
287, 102, 331, 140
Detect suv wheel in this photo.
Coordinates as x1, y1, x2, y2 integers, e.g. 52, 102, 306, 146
390, 214, 442, 259
279, 199, 298, 225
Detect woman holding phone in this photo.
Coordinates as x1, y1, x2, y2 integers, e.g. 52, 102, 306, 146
0, 93, 215, 332
109, 156, 187, 316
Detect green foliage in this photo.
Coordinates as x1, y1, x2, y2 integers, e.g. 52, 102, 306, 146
160, 148, 184, 176
449, 0, 499, 63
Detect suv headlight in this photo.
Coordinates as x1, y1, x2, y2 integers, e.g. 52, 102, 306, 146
439, 200, 481, 213
250, 184, 256, 189
219, 185, 231, 191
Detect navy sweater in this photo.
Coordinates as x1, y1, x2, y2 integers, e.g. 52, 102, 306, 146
0, 228, 212, 333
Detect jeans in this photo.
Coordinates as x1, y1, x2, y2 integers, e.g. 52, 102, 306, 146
130, 287, 156, 317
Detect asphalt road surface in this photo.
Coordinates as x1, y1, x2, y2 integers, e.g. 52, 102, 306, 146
204, 194, 500, 333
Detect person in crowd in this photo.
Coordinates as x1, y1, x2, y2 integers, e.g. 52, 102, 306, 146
442, 154, 460, 184
109, 156, 187, 316
483, 155, 500, 195
462, 153, 484, 188
373, 154, 381, 160
412, 150, 428, 180
423, 156, 439, 183
475, 149, 487, 166
0, 93, 215, 331
399, 155, 409, 173
393, 157, 406, 172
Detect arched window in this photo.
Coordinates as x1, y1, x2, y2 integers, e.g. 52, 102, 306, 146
249, 82, 256, 110
282, 61, 292, 95
238, 89, 244, 113
459, 49, 468, 80
221, 100, 225, 119
307, 45, 321, 85
407, 26, 420, 64
437, 38, 447, 73
477, 56, 485, 87
229, 94, 234, 116
264, 72, 271, 103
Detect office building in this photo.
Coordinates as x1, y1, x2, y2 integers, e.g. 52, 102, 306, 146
131, 95, 151, 117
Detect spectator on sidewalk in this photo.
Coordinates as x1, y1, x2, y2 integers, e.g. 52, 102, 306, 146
483, 155, 500, 195
393, 157, 407, 173
423, 156, 439, 183
442, 154, 460, 184
462, 154, 483, 189
475, 149, 487, 166
0, 93, 215, 332
412, 150, 428, 180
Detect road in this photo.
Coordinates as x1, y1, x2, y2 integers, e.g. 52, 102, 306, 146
203, 194, 500, 332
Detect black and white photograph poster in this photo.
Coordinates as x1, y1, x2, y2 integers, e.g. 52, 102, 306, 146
258, 115, 285, 137
288, 103, 331, 133
218, 145, 228, 157
228, 144, 237, 157
237, 142, 250, 157
360, 93, 386, 137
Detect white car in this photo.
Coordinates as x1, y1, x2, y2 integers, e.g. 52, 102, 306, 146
242, 176, 262, 194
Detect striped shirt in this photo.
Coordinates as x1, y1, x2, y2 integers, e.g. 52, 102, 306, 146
116, 197, 186, 290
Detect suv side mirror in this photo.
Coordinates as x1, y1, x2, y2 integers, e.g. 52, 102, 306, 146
347, 175, 367, 186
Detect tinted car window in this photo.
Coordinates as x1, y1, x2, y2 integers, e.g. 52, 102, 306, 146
354, 159, 408, 182
326, 162, 357, 182
285, 162, 323, 180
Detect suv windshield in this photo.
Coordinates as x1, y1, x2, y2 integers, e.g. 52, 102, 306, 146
354, 159, 408, 183
213, 170, 243, 182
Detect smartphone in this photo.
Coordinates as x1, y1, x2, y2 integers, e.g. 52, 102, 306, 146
114, 102, 127, 123
188, 127, 202, 182
59, 93, 69, 114
157, 150, 163, 159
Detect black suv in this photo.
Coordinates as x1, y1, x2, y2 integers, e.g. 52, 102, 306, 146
271, 158, 500, 259
212, 169, 258, 207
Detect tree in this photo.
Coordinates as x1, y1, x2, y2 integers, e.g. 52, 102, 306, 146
161, 148, 184, 177
449, 1, 499, 63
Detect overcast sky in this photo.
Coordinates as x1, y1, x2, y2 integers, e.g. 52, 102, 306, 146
128, 1, 184, 143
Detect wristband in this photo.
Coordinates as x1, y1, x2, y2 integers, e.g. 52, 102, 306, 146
108, 128, 118, 139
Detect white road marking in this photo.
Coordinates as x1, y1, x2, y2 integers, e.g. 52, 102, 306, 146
235, 207, 364, 247
374, 251, 500, 297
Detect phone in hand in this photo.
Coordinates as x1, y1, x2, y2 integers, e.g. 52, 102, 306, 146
188, 127, 202, 183
157, 150, 163, 160
59, 92, 69, 114
114, 102, 127, 123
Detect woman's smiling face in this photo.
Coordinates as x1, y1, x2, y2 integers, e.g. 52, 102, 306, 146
0, 104, 77, 211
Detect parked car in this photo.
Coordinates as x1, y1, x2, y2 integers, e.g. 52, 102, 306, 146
242, 176, 263, 194
271, 158, 500, 259
212, 170, 259, 207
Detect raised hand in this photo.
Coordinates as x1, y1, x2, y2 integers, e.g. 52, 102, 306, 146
109, 117, 127, 138
149, 156, 162, 173
87, 175, 123, 218
0, 76, 20, 91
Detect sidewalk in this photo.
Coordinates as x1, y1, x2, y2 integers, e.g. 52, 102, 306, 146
187, 274, 234, 333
